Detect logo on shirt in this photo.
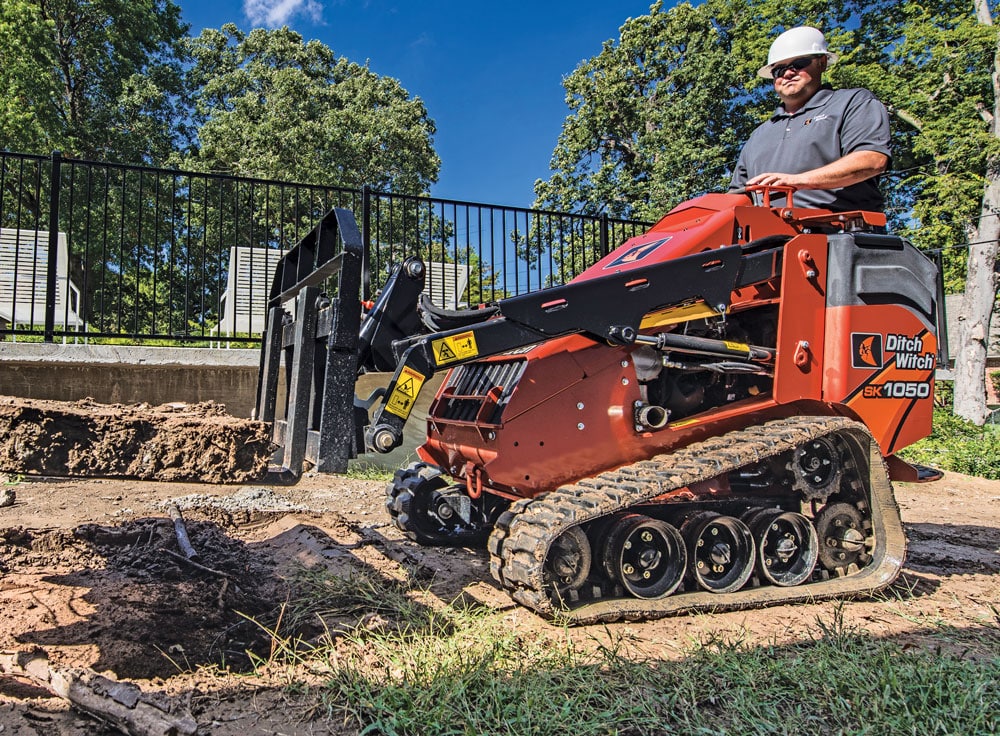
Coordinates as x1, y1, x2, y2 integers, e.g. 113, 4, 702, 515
804, 113, 831, 126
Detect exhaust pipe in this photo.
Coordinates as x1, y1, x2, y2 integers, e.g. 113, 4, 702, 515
634, 402, 669, 431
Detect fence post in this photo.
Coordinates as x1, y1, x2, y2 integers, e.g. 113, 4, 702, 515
361, 184, 371, 303
599, 213, 610, 258
44, 151, 62, 343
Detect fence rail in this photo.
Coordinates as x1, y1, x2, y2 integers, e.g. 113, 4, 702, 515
0, 151, 649, 345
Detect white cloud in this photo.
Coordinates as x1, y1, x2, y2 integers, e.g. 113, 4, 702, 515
243, 0, 324, 27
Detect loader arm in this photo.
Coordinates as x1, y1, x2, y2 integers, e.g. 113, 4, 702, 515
257, 206, 787, 477
365, 243, 780, 454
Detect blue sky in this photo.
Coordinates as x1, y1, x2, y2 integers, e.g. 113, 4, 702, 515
174, 0, 660, 208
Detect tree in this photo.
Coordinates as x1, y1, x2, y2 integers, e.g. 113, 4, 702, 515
958, 0, 1000, 423
182, 25, 439, 195
0, 0, 190, 162
534, 0, 747, 221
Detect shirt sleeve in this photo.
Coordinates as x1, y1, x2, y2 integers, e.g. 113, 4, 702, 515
729, 147, 749, 191
838, 89, 891, 159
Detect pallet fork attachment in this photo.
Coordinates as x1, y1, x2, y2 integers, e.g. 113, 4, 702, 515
255, 207, 365, 479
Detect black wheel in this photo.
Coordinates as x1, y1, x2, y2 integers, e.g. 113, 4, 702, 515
682, 512, 755, 593
543, 526, 592, 600
386, 462, 489, 546
814, 502, 870, 572
601, 514, 686, 599
743, 508, 818, 586
789, 436, 843, 500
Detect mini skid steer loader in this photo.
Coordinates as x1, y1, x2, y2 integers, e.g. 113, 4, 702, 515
255, 185, 945, 623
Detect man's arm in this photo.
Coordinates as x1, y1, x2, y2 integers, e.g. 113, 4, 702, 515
744, 149, 889, 190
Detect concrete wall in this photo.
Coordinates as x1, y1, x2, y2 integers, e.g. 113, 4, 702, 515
0, 344, 262, 417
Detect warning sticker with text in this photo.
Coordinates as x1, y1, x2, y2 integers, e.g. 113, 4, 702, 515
432, 330, 479, 366
385, 366, 426, 419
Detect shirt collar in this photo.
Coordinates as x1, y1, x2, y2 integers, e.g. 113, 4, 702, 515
772, 84, 834, 119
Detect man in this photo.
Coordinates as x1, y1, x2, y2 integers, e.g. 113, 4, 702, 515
729, 26, 891, 212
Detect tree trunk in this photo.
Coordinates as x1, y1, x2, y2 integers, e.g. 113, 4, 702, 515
955, 0, 1000, 424
954, 187, 1000, 424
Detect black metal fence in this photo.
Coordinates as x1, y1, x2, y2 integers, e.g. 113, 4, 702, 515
0, 151, 649, 345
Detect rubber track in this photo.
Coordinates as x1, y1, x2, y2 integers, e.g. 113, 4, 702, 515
487, 415, 905, 624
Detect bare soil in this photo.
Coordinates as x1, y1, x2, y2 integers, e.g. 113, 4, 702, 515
0, 398, 271, 483
0, 399, 997, 734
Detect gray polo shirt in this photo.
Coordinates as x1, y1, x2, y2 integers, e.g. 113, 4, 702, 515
728, 86, 891, 212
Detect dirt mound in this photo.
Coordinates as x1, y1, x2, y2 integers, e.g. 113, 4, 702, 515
0, 397, 273, 483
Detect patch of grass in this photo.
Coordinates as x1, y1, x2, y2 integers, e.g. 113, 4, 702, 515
900, 408, 1000, 479
321, 608, 662, 736
0, 331, 230, 348
284, 568, 434, 631
346, 460, 398, 482
253, 572, 1000, 736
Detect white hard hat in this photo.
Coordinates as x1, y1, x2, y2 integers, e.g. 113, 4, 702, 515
757, 26, 838, 79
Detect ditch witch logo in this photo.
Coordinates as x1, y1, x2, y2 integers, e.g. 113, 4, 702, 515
851, 333, 934, 371
604, 237, 671, 269
851, 333, 883, 369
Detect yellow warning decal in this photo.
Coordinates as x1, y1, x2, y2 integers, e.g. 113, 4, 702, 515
670, 418, 699, 428
723, 340, 750, 353
432, 330, 479, 366
386, 366, 426, 419
640, 302, 720, 330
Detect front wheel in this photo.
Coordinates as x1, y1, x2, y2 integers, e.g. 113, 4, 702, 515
386, 462, 492, 546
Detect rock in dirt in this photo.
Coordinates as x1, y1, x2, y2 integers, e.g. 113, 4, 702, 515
0, 396, 273, 483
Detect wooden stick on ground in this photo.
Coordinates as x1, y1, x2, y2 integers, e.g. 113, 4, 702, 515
0, 649, 197, 736
167, 504, 200, 561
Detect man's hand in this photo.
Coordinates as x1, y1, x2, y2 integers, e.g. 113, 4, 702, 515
746, 150, 889, 191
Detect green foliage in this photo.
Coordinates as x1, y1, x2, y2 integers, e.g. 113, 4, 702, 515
900, 407, 1000, 479
534, 0, 756, 221
181, 25, 439, 194
0, 0, 190, 162
533, 0, 859, 220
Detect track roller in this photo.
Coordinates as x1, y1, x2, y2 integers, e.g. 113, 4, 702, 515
743, 508, 818, 586
600, 514, 687, 599
682, 512, 756, 593
814, 502, 870, 572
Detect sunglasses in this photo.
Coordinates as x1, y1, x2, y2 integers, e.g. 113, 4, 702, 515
771, 56, 819, 80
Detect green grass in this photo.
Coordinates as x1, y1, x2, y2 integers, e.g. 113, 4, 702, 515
0, 330, 255, 348
252, 571, 1000, 736
900, 408, 1000, 479
345, 460, 398, 482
